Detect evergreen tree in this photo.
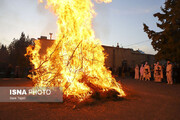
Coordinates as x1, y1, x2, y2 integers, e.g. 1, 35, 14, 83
0, 45, 9, 62
8, 32, 33, 67
143, 0, 180, 63
0, 44, 9, 72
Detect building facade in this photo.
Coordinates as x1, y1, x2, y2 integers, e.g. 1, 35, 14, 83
103, 45, 155, 74
36, 37, 155, 74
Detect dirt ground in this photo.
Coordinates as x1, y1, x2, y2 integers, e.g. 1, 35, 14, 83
0, 78, 180, 120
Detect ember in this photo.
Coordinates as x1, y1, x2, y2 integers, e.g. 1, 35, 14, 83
26, 0, 126, 102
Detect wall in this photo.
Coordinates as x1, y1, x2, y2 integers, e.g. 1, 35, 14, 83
36, 38, 155, 73
103, 45, 155, 73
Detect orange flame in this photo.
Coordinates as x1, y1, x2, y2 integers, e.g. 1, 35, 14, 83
26, 0, 125, 101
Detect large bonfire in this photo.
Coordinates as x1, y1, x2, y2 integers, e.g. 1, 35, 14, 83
26, 0, 125, 101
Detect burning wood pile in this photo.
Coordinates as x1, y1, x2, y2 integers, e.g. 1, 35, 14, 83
25, 0, 126, 102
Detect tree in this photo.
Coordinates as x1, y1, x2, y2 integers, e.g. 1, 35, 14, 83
0, 44, 9, 62
8, 32, 33, 67
0, 44, 9, 72
143, 0, 180, 63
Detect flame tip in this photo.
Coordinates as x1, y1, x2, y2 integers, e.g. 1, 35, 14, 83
26, 0, 125, 102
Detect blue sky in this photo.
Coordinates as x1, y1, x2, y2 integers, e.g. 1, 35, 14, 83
0, 0, 165, 54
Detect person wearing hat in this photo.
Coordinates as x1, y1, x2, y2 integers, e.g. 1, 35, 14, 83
134, 64, 139, 80
144, 62, 151, 81
154, 62, 163, 82
166, 61, 173, 84
140, 64, 144, 80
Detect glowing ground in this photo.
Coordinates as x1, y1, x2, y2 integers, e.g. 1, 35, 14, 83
0, 78, 180, 120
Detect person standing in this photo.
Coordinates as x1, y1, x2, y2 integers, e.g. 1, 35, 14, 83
15, 66, 20, 78
153, 63, 156, 80
162, 65, 167, 82
150, 64, 154, 81
134, 64, 139, 80
6, 64, 12, 78
166, 61, 173, 84
144, 62, 151, 81
140, 64, 144, 80
154, 62, 163, 82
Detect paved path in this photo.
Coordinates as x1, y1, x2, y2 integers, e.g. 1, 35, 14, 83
0, 78, 180, 120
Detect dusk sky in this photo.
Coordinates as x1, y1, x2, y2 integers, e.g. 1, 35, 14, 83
0, 0, 165, 54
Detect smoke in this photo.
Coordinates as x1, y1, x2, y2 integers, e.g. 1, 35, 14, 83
35, 0, 57, 37
37, 1, 48, 15
40, 17, 57, 38
0, 0, 5, 8
93, 3, 111, 43
95, 0, 112, 3
132, 45, 157, 55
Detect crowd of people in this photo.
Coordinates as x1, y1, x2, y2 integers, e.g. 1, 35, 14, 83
134, 61, 174, 84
